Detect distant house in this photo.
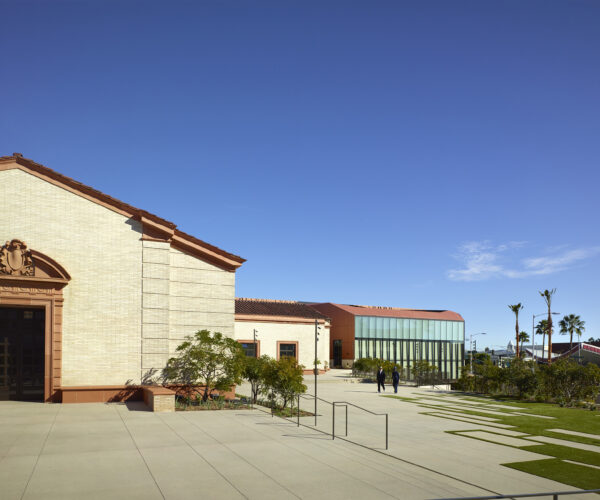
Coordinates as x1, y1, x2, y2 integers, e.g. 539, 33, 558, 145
234, 298, 330, 374
550, 341, 600, 366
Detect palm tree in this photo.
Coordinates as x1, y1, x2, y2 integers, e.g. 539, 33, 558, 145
559, 314, 586, 349
508, 303, 524, 358
539, 289, 556, 363
518, 331, 530, 356
536, 319, 549, 359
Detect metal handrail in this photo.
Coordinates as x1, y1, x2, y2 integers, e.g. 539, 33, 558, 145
333, 400, 388, 450
262, 392, 389, 452
332, 403, 348, 438
296, 393, 335, 427
434, 489, 600, 500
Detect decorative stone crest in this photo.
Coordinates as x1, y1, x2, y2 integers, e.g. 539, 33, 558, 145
0, 239, 34, 276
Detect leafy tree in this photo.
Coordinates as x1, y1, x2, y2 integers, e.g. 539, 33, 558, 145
541, 359, 600, 405
518, 331, 530, 355
243, 355, 272, 404
263, 356, 306, 409
163, 330, 246, 402
352, 358, 399, 381
508, 303, 524, 358
559, 314, 586, 349
588, 337, 600, 343
539, 289, 556, 363
411, 360, 439, 386
505, 358, 537, 398
469, 358, 501, 393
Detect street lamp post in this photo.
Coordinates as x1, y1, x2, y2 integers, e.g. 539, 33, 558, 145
469, 332, 486, 375
253, 329, 258, 358
531, 312, 560, 363
314, 319, 320, 426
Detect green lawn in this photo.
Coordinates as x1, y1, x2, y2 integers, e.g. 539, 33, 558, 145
385, 392, 600, 490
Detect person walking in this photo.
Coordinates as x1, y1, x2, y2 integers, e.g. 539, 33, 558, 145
392, 366, 400, 393
377, 366, 386, 393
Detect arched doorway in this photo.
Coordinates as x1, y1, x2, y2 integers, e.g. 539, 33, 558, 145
0, 240, 70, 402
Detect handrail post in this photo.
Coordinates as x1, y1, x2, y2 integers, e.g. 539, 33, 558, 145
332, 403, 335, 440
297, 394, 300, 427
345, 404, 348, 437
385, 414, 388, 450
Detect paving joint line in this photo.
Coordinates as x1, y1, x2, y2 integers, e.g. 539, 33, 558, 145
159, 413, 250, 499
231, 411, 401, 499
114, 405, 166, 500
186, 412, 303, 498
19, 403, 61, 500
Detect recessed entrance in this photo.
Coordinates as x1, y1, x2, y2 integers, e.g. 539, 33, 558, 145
0, 307, 45, 401
333, 339, 342, 368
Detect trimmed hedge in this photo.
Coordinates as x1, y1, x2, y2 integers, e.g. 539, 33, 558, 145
455, 358, 600, 406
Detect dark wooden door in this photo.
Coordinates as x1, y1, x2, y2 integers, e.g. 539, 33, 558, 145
333, 340, 342, 368
0, 308, 45, 401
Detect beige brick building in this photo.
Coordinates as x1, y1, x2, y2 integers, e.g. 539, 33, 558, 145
0, 154, 244, 403
234, 298, 330, 374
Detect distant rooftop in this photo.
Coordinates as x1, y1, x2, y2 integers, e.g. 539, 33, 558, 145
235, 298, 329, 320
313, 303, 463, 322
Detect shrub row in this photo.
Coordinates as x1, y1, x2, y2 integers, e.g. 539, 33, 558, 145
352, 358, 446, 386
244, 355, 306, 409
455, 358, 600, 406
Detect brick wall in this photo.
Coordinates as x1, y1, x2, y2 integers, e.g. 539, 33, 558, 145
1, 166, 237, 388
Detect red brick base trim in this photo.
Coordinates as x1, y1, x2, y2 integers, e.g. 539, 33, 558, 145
60, 386, 143, 403
60, 384, 237, 403
302, 369, 327, 375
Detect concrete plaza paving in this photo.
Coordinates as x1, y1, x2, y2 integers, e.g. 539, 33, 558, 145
0, 370, 590, 499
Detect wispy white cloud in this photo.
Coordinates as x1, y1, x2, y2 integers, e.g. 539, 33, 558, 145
522, 248, 600, 275
447, 242, 600, 282
446, 241, 505, 282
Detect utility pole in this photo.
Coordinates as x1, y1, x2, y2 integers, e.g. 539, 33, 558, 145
469, 332, 486, 375
314, 319, 320, 426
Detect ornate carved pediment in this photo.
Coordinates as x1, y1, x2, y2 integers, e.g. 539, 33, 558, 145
0, 239, 70, 285
0, 239, 34, 276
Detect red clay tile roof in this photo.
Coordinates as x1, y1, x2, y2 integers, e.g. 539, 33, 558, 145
236, 298, 329, 320
314, 303, 463, 321
551, 341, 600, 354
0, 153, 245, 268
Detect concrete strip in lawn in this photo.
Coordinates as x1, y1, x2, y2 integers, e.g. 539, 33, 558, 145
424, 412, 516, 429
457, 431, 542, 448
524, 435, 600, 453
563, 460, 600, 470
511, 412, 555, 419
546, 429, 600, 441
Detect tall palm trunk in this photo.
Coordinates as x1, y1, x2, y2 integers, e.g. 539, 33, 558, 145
547, 308, 553, 362
508, 304, 523, 359
570, 328, 573, 350
542, 330, 546, 359
539, 289, 556, 364
515, 319, 520, 358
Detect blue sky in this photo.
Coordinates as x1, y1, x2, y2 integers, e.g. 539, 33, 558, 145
2, 1, 599, 350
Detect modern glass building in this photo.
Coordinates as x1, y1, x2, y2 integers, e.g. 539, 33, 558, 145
354, 315, 464, 380
311, 303, 465, 380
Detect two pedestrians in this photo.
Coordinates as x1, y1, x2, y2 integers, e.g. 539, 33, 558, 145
377, 366, 401, 394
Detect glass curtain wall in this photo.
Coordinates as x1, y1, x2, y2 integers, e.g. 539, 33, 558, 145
354, 316, 465, 380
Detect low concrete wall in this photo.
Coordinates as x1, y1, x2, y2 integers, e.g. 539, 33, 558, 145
143, 386, 176, 412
